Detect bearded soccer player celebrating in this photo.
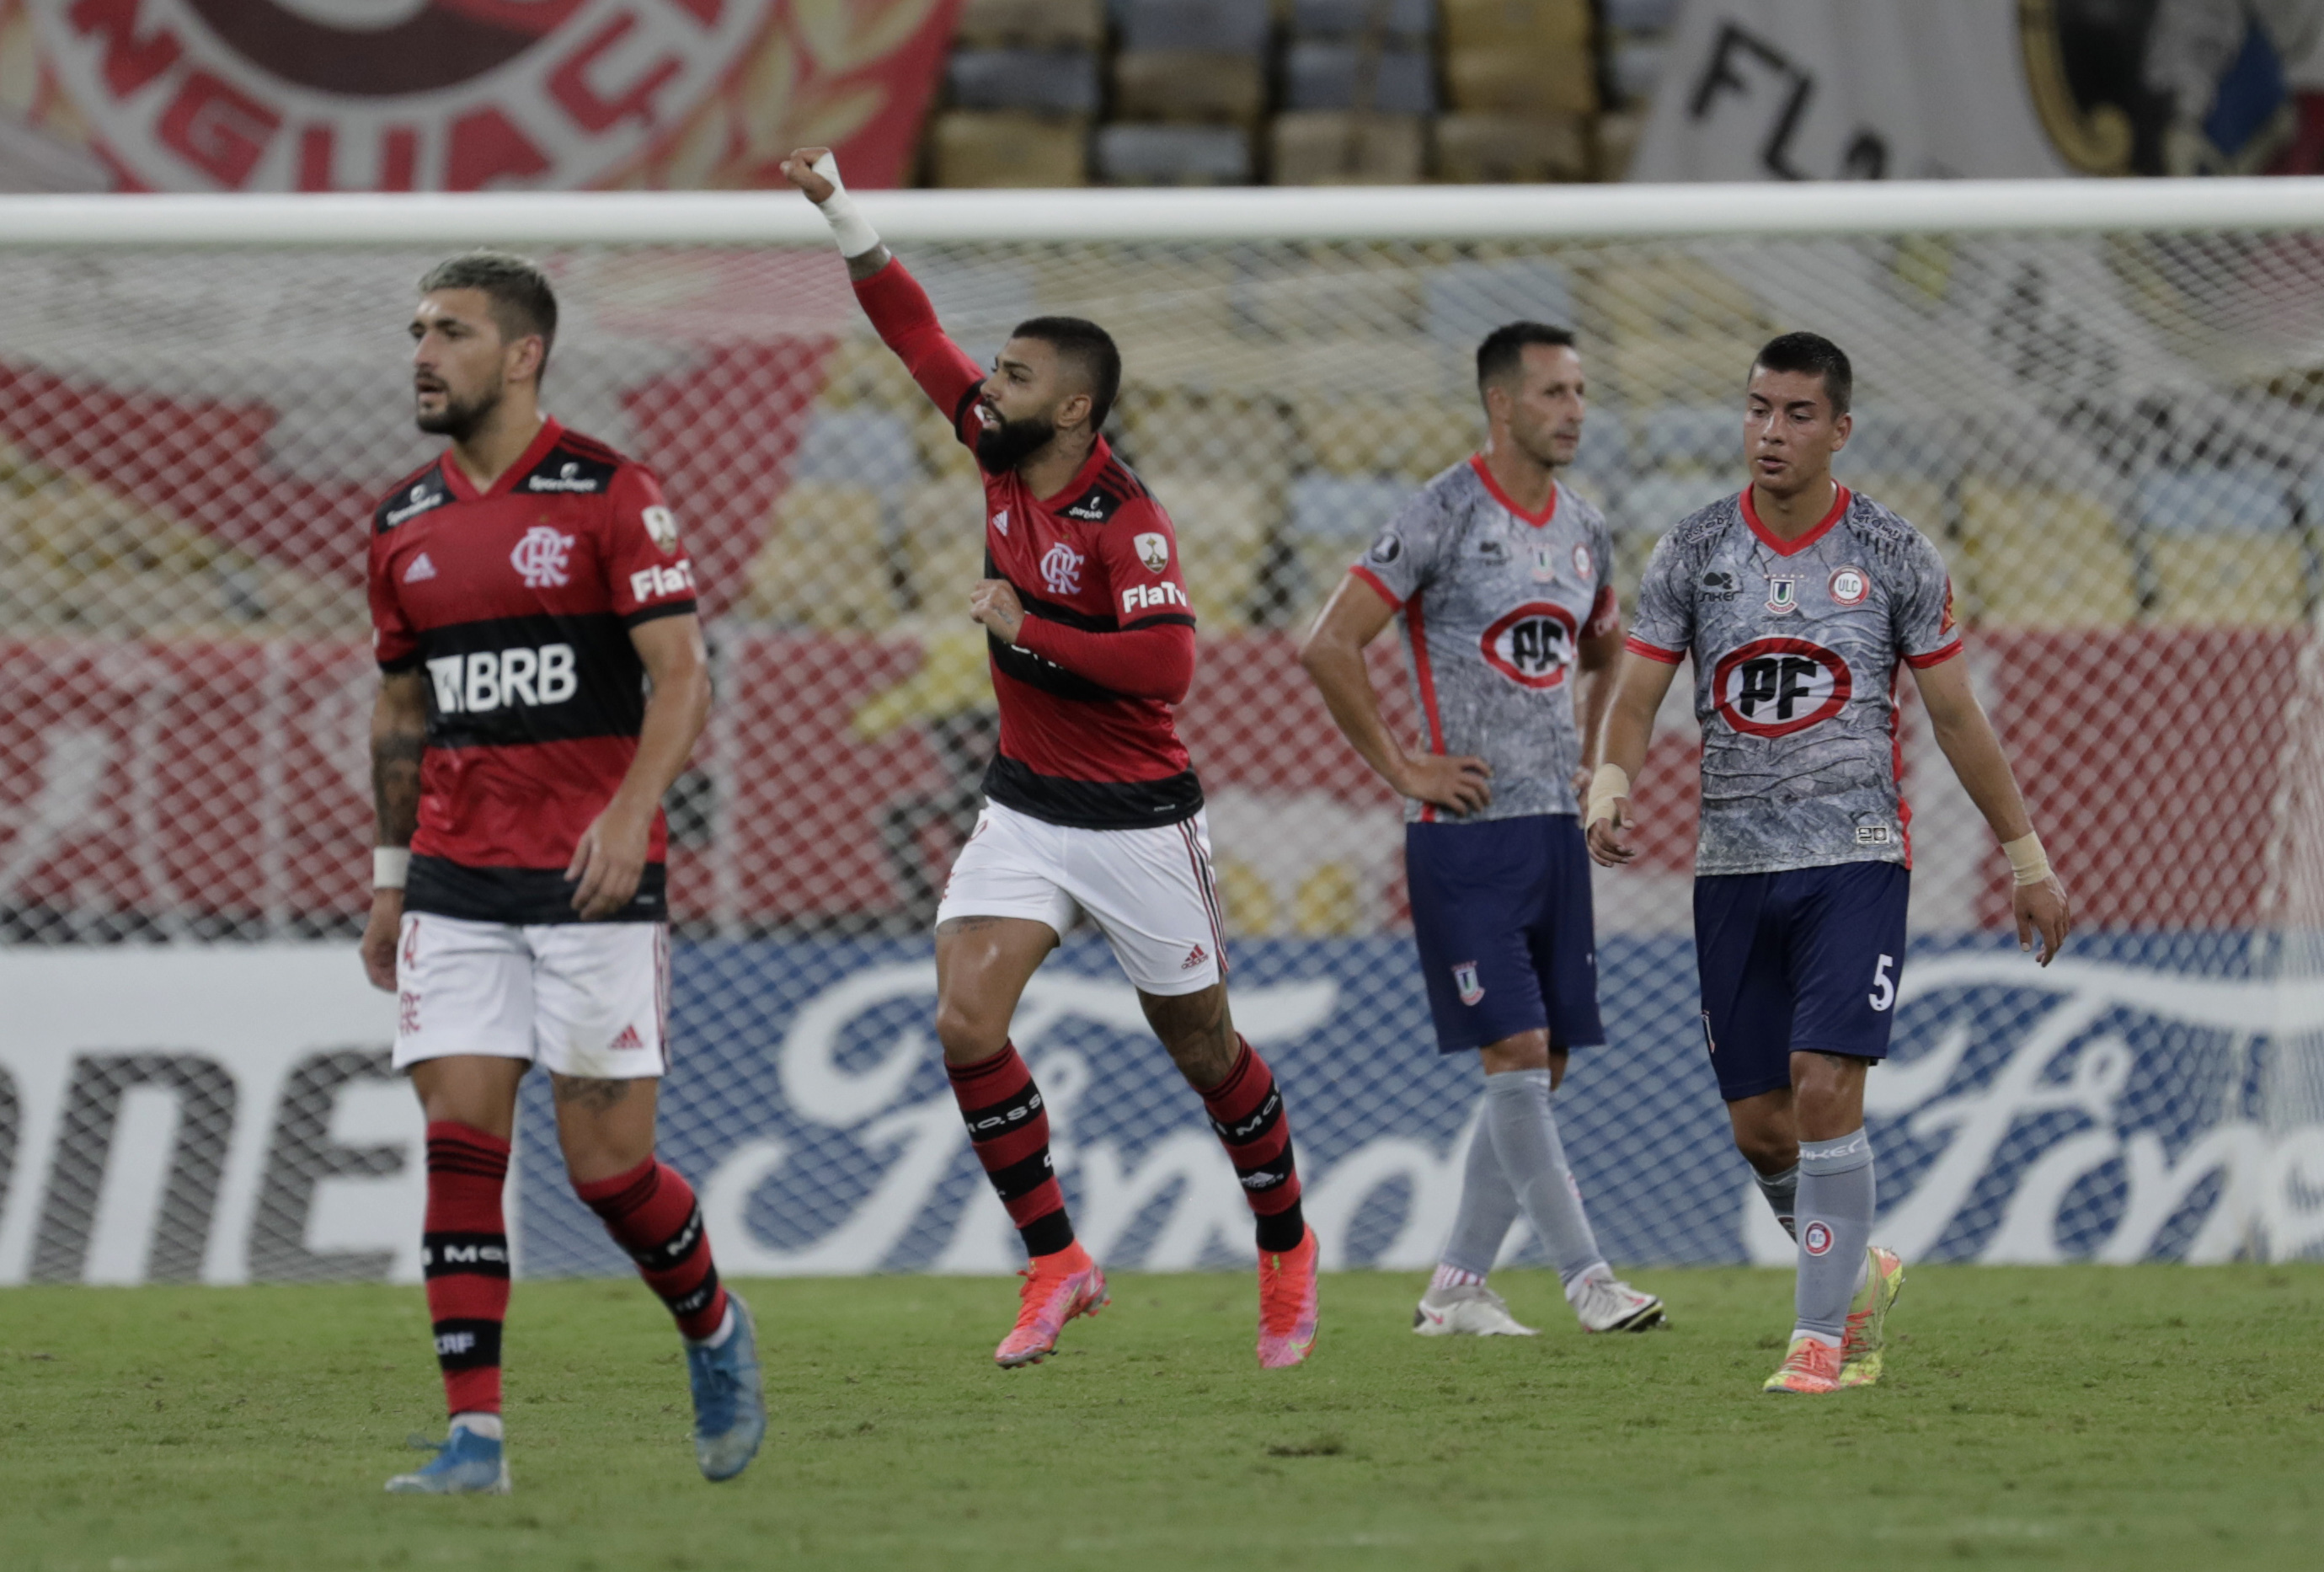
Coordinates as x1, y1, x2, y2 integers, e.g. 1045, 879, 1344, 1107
782, 148, 1317, 1369
1300, 323, 1663, 1337
362, 254, 765, 1491
1588, 332, 2071, 1394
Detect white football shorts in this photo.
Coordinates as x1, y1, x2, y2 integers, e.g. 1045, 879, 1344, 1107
393, 912, 670, 1078
936, 799, 1228, 996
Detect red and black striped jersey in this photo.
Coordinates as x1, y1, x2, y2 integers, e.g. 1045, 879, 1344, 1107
856, 258, 1201, 831
367, 418, 697, 923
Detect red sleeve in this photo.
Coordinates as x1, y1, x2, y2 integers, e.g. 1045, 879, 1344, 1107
368, 532, 417, 671
1097, 493, 1198, 628
852, 256, 988, 446
1015, 618, 1196, 704
1623, 634, 1686, 664
603, 465, 697, 626
1583, 584, 1620, 639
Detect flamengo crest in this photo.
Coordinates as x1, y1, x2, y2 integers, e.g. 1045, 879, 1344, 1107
510, 526, 575, 589
1041, 543, 1084, 595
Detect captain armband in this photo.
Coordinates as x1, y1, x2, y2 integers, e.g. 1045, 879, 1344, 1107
1584, 763, 1631, 828
2001, 831, 2051, 887
809, 152, 883, 259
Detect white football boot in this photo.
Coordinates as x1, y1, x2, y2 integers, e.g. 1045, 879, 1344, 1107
1413, 1282, 1539, 1337
1568, 1270, 1666, 1333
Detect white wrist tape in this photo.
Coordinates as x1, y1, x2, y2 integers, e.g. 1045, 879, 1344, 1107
809, 152, 883, 259
373, 847, 409, 890
2001, 831, 2050, 887
1584, 763, 1630, 827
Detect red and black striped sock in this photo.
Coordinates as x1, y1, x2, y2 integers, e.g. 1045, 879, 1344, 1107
422, 1121, 511, 1417
948, 1042, 1074, 1258
1201, 1038, 1306, 1254
574, 1158, 729, 1341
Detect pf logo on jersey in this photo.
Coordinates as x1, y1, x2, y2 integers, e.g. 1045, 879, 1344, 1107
511, 527, 574, 588
1712, 637, 1851, 737
1480, 602, 1579, 689
1041, 543, 1084, 595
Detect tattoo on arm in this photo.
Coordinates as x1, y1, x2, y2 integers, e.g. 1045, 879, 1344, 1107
552, 1076, 635, 1112
371, 729, 422, 848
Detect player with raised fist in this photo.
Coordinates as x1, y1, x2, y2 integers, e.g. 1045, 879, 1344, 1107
780, 147, 1319, 1371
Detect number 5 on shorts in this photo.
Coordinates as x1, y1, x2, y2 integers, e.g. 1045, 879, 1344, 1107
1868, 953, 1896, 1013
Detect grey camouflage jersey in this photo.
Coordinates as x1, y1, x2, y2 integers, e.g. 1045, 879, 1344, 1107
1354, 457, 1619, 824
1627, 485, 1962, 877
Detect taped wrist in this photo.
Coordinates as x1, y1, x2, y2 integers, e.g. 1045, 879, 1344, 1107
2002, 831, 2050, 886
809, 152, 883, 259
1584, 763, 1630, 827
374, 847, 409, 890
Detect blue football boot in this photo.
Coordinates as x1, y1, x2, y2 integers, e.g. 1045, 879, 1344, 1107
687, 1292, 767, 1483
385, 1425, 510, 1494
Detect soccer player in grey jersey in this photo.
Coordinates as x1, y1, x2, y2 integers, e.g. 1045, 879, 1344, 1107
1301, 323, 1664, 1337
1588, 332, 2071, 1393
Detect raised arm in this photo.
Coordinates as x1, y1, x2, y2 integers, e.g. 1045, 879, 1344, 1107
781, 147, 986, 439
1910, 655, 2071, 964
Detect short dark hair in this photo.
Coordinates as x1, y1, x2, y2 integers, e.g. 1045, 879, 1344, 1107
1476, 321, 1579, 392
1751, 330, 1851, 416
418, 251, 558, 376
1011, 315, 1122, 430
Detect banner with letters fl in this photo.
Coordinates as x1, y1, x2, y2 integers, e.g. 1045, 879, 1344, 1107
3, 933, 2320, 1287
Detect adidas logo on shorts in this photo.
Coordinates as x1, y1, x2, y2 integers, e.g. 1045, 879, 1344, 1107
1181, 944, 1208, 970
610, 1024, 644, 1051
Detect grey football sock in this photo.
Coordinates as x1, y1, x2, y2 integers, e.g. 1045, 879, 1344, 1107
1793, 1128, 1876, 1342
1484, 1069, 1607, 1289
1754, 1163, 1800, 1240
1436, 1092, 1522, 1280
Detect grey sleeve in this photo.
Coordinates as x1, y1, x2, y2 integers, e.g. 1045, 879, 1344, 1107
1894, 531, 1963, 666
1627, 531, 1693, 657
1350, 489, 1451, 606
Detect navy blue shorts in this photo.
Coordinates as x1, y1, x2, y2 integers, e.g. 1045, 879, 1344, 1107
1407, 814, 1604, 1056
1692, 860, 1910, 1102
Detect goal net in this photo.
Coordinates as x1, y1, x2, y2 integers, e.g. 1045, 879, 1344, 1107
3, 184, 2321, 1286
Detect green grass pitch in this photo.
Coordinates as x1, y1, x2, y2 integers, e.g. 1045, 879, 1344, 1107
3, 1265, 2319, 1571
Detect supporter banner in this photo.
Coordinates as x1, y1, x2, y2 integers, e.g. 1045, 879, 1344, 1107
3, 935, 2319, 1287
1633, 0, 2324, 181
0, 629, 2295, 936
0, 0, 959, 192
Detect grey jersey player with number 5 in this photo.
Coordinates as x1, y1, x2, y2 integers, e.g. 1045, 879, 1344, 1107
1589, 332, 2073, 1396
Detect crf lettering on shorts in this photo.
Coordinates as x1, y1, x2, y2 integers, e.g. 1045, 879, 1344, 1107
1121, 580, 1189, 615
628, 559, 696, 603
425, 644, 579, 714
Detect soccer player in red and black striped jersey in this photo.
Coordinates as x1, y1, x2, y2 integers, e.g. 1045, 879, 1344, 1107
361, 253, 763, 1492
783, 148, 1319, 1370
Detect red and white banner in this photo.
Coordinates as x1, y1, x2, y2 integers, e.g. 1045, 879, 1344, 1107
0, 0, 960, 191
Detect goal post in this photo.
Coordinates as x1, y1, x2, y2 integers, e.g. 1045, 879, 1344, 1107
1, 179, 2321, 1286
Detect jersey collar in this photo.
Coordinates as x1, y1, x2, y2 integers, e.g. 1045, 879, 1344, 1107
1036, 435, 1115, 508
441, 415, 564, 502
1468, 453, 1559, 527
1742, 480, 1850, 557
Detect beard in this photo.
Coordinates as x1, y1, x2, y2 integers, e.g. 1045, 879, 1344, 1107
975, 410, 1057, 474
415, 380, 502, 441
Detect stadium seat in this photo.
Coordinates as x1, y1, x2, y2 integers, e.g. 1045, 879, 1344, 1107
1442, 48, 1599, 119
1117, 0, 1272, 55
1603, 331, 1760, 404
2135, 464, 2295, 534
1843, 473, 1948, 539
1135, 473, 1269, 623
1424, 259, 1577, 349
927, 111, 1090, 187
1286, 472, 1414, 613
955, 0, 1105, 49
1292, 0, 1438, 40
2145, 533, 2309, 626
793, 409, 920, 488
1841, 409, 1962, 479
1431, 114, 1591, 182
1296, 397, 1480, 480
946, 48, 1103, 115
1958, 479, 2139, 628
1095, 123, 1254, 184
1118, 389, 1296, 493
1634, 403, 1740, 469
894, 483, 989, 618
745, 483, 899, 630
1113, 51, 1269, 126
1442, 0, 1592, 51
1283, 41, 1439, 115
1269, 111, 1428, 184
